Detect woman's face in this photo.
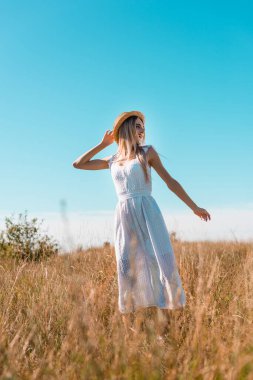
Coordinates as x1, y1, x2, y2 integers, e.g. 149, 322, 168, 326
135, 117, 145, 143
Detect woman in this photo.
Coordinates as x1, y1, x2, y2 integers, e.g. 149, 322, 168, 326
72, 110, 211, 317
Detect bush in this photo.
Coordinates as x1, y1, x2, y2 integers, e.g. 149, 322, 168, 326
0, 211, 60, 261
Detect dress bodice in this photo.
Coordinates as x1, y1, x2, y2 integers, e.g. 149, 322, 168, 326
109, 145, 152, 201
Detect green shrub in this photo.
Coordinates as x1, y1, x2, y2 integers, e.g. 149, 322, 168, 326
0, 210, 59, 261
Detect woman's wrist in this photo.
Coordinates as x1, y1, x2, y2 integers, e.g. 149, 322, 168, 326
190, 204, 199, 212
98, 141, 108, 149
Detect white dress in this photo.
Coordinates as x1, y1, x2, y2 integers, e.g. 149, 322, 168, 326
108, 145, 186, 314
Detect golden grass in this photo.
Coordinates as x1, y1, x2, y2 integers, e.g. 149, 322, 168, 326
0, 240, 253, 379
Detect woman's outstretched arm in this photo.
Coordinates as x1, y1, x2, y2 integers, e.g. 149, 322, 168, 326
148, 146, 211, 222
72, 130, 114, 170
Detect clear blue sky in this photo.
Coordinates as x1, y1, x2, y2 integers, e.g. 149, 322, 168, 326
1, 0, 252, 220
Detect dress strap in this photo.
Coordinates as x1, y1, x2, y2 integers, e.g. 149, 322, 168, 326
108, 154, 115, 169
142, 145, 152, 153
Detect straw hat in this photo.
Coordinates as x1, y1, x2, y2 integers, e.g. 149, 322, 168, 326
113, 110, 145, 144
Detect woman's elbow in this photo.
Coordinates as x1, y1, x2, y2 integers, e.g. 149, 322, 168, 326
167, 178, 178, 190
72, 161, 79, 168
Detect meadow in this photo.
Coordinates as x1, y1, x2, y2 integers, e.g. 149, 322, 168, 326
1, 235, 253, 379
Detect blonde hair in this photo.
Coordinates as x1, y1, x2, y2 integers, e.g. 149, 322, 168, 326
114, 116, 151, 183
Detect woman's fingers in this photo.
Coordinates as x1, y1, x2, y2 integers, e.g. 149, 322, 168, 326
201, 211, 211, 221
204, 210, 211, 220
104, 130, 113, 136
196, 208, 211, 221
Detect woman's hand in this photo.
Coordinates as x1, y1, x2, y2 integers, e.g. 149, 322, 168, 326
193, 206, 211, 222
101, 130, 115, 147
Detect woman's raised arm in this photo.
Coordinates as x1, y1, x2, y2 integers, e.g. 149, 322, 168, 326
72, 130, 114, 170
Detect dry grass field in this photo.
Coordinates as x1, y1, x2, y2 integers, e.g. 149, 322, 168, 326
1, 238, 253, 379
